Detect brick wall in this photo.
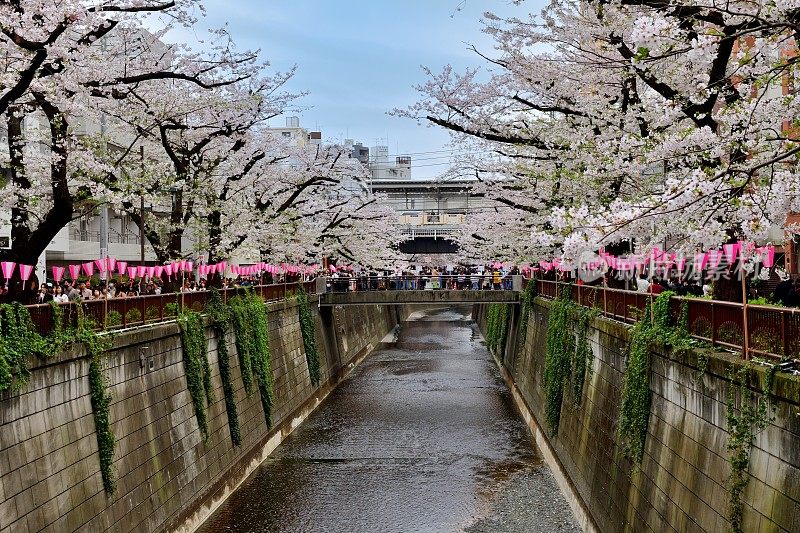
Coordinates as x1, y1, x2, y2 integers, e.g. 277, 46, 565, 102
0, 300, 401, 533
476, 299, 800, 532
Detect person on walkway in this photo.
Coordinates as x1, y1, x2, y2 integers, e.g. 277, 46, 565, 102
53, 285, 68, 304
636, 274, 650, 293
648, 279, 665, 295
492, 269, 502, 290
773, 277, 794, 306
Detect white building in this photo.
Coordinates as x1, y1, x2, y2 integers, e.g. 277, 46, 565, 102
369, 146, 411, 180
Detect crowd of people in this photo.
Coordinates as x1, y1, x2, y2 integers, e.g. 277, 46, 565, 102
12, 273, 297, 305
327, 265, 522, 292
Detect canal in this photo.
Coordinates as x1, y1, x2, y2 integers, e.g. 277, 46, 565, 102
200, 306, 579, 532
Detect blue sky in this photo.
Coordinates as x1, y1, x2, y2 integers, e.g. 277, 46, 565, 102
168, 0, 535, 178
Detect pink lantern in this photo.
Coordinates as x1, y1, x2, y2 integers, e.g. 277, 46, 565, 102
69, 264, 81, 280
137, 266, 147, 278
19, 264, 33, 281
52, 266, 65, 283
127, 267, 137, 279
116, 261, 127, 276
695, 252, 709, 271
155, 266, 164, 278
94, 258, 107, 274
723, 243, 740, 264
146, 266, 155, 278
676, 257, 687, 272
179, 259, 187, 271
107, 256, 117, 273
707, 250, 723, 269
186, 261, 193, 273
757, 246, 775, 268
82, 262, 95, 277
1, 261, 15, 280
165, 263, 174, 277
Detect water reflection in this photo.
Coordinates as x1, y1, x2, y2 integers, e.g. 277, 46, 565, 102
200, 305, 578, 532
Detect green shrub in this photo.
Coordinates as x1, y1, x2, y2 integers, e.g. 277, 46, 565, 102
164, 302, 179, 316
105, 311, 122, 327
145, 306, 159, 320
125, 308, 142, 324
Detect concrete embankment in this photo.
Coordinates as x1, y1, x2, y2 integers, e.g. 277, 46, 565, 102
0, 299, 405, 532
475, 298, 800, 532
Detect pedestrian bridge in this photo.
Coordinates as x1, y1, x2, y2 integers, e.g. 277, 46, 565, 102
319, 289, 520, 306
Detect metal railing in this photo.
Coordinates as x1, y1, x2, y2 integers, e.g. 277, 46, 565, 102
26, 281, 316, 336
325, 275, 519, 292
536, 280, 800, 361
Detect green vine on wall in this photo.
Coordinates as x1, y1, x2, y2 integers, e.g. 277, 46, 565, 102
617, 291, 697, 466
485, 303, 511, 357
725, 362, 777, 533
543, 287, 576, 435
572, 306, 598, 407
230, 290, 275, 428
296, 289, 321, 386
76, 305, 116, 494
517, 280, 538, 348
207, 289, 241, 446
177, 310, 213, 443
230, 294, 255, 396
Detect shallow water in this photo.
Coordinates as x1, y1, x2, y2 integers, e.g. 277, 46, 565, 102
199, 305, 579, 533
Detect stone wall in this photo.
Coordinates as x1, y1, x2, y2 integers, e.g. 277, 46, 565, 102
0, 299, 402, 533
476, 299, 800, 533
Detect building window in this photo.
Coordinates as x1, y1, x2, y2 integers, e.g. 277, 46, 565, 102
282, 132, 291, 138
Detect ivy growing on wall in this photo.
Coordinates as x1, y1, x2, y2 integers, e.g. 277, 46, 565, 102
485, 303, 511, 357
230, 294, 255, 396
571, 306, 598, 407
0, 303, 38, 391
517, 280, 538, 347
230, 290, 275, 428
543, 287, 576, 435
75, 305, 116, 494
177, 310, 213, 443
617, 291, 696, 465
296, 289, 320, 386
725, 363, 777, 533
541, 286, 599, 436
207, 289, 241, 447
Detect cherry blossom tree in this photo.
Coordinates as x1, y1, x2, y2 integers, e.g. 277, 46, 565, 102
403, 0, 800, 294
0, 0, 249, 297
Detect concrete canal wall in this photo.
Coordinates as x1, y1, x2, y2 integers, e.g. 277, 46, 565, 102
0, 300, 404, 533
475, 298, 800, 532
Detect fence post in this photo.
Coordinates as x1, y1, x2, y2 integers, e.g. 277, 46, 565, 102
711, 303, 716, 347
623, 291, 628, 322
782, 313, 789, 358
741, 274, 750, 360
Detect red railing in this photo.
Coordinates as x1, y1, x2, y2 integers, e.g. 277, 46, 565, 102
26, 281, 317, 337
537, 280, 800, 361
